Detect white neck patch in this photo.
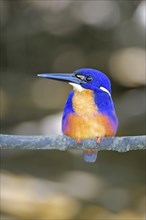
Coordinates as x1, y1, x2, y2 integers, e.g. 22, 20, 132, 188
100, 86, 111, 97
69, 83, 85, 92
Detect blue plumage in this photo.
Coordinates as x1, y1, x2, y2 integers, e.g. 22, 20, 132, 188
37, 68, 119, 163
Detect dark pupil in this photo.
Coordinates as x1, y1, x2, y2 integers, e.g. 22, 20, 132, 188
86, 76, 93, 82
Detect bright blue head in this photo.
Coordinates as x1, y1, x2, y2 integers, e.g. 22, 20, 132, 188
74, 68, 111, 94
37, 68, 111, 96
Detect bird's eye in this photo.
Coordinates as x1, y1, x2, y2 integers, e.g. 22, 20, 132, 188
86, 76, 93, 82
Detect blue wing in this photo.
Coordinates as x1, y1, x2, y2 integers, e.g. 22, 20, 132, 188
62, 90, 74, 133
94, 90, 118, 129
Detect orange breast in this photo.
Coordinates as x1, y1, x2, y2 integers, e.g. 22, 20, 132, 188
63, 89, 115, 139
72, 89, 97, 116
64, 113, 115, 139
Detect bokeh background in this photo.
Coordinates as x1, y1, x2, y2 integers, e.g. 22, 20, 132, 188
1, 0, 146, 219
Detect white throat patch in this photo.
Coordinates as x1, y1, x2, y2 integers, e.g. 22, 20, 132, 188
100, 86, 111, 97
69, 83, 85, 92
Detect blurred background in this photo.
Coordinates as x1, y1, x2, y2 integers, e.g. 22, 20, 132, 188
0, 0, 145, 219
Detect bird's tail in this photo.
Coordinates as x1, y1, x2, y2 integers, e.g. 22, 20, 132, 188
83, 150, 97, 163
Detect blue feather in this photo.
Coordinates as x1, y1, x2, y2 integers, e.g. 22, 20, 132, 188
83, 150, 97, 163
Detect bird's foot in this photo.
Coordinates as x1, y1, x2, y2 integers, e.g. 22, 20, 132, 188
97, 137, 101, 144
76, 138, 81, 144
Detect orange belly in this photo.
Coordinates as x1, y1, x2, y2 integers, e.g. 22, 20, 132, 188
64, 112, 115, 139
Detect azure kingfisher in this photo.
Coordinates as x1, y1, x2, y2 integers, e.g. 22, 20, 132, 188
37, 68, 118, 163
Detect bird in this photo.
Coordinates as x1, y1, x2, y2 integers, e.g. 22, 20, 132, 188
37, 68, 118, 162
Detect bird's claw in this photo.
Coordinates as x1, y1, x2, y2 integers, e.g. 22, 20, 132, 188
76, 138, 81, 144
97, 137, 101, 144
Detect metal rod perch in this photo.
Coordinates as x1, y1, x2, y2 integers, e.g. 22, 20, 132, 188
0, 134, 146, 152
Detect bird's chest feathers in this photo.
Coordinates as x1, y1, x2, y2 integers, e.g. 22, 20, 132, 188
63, 89, 116, 138
72, 90, 97, 116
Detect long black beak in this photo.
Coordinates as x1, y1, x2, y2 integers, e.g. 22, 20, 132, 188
37, 73, 81, 84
